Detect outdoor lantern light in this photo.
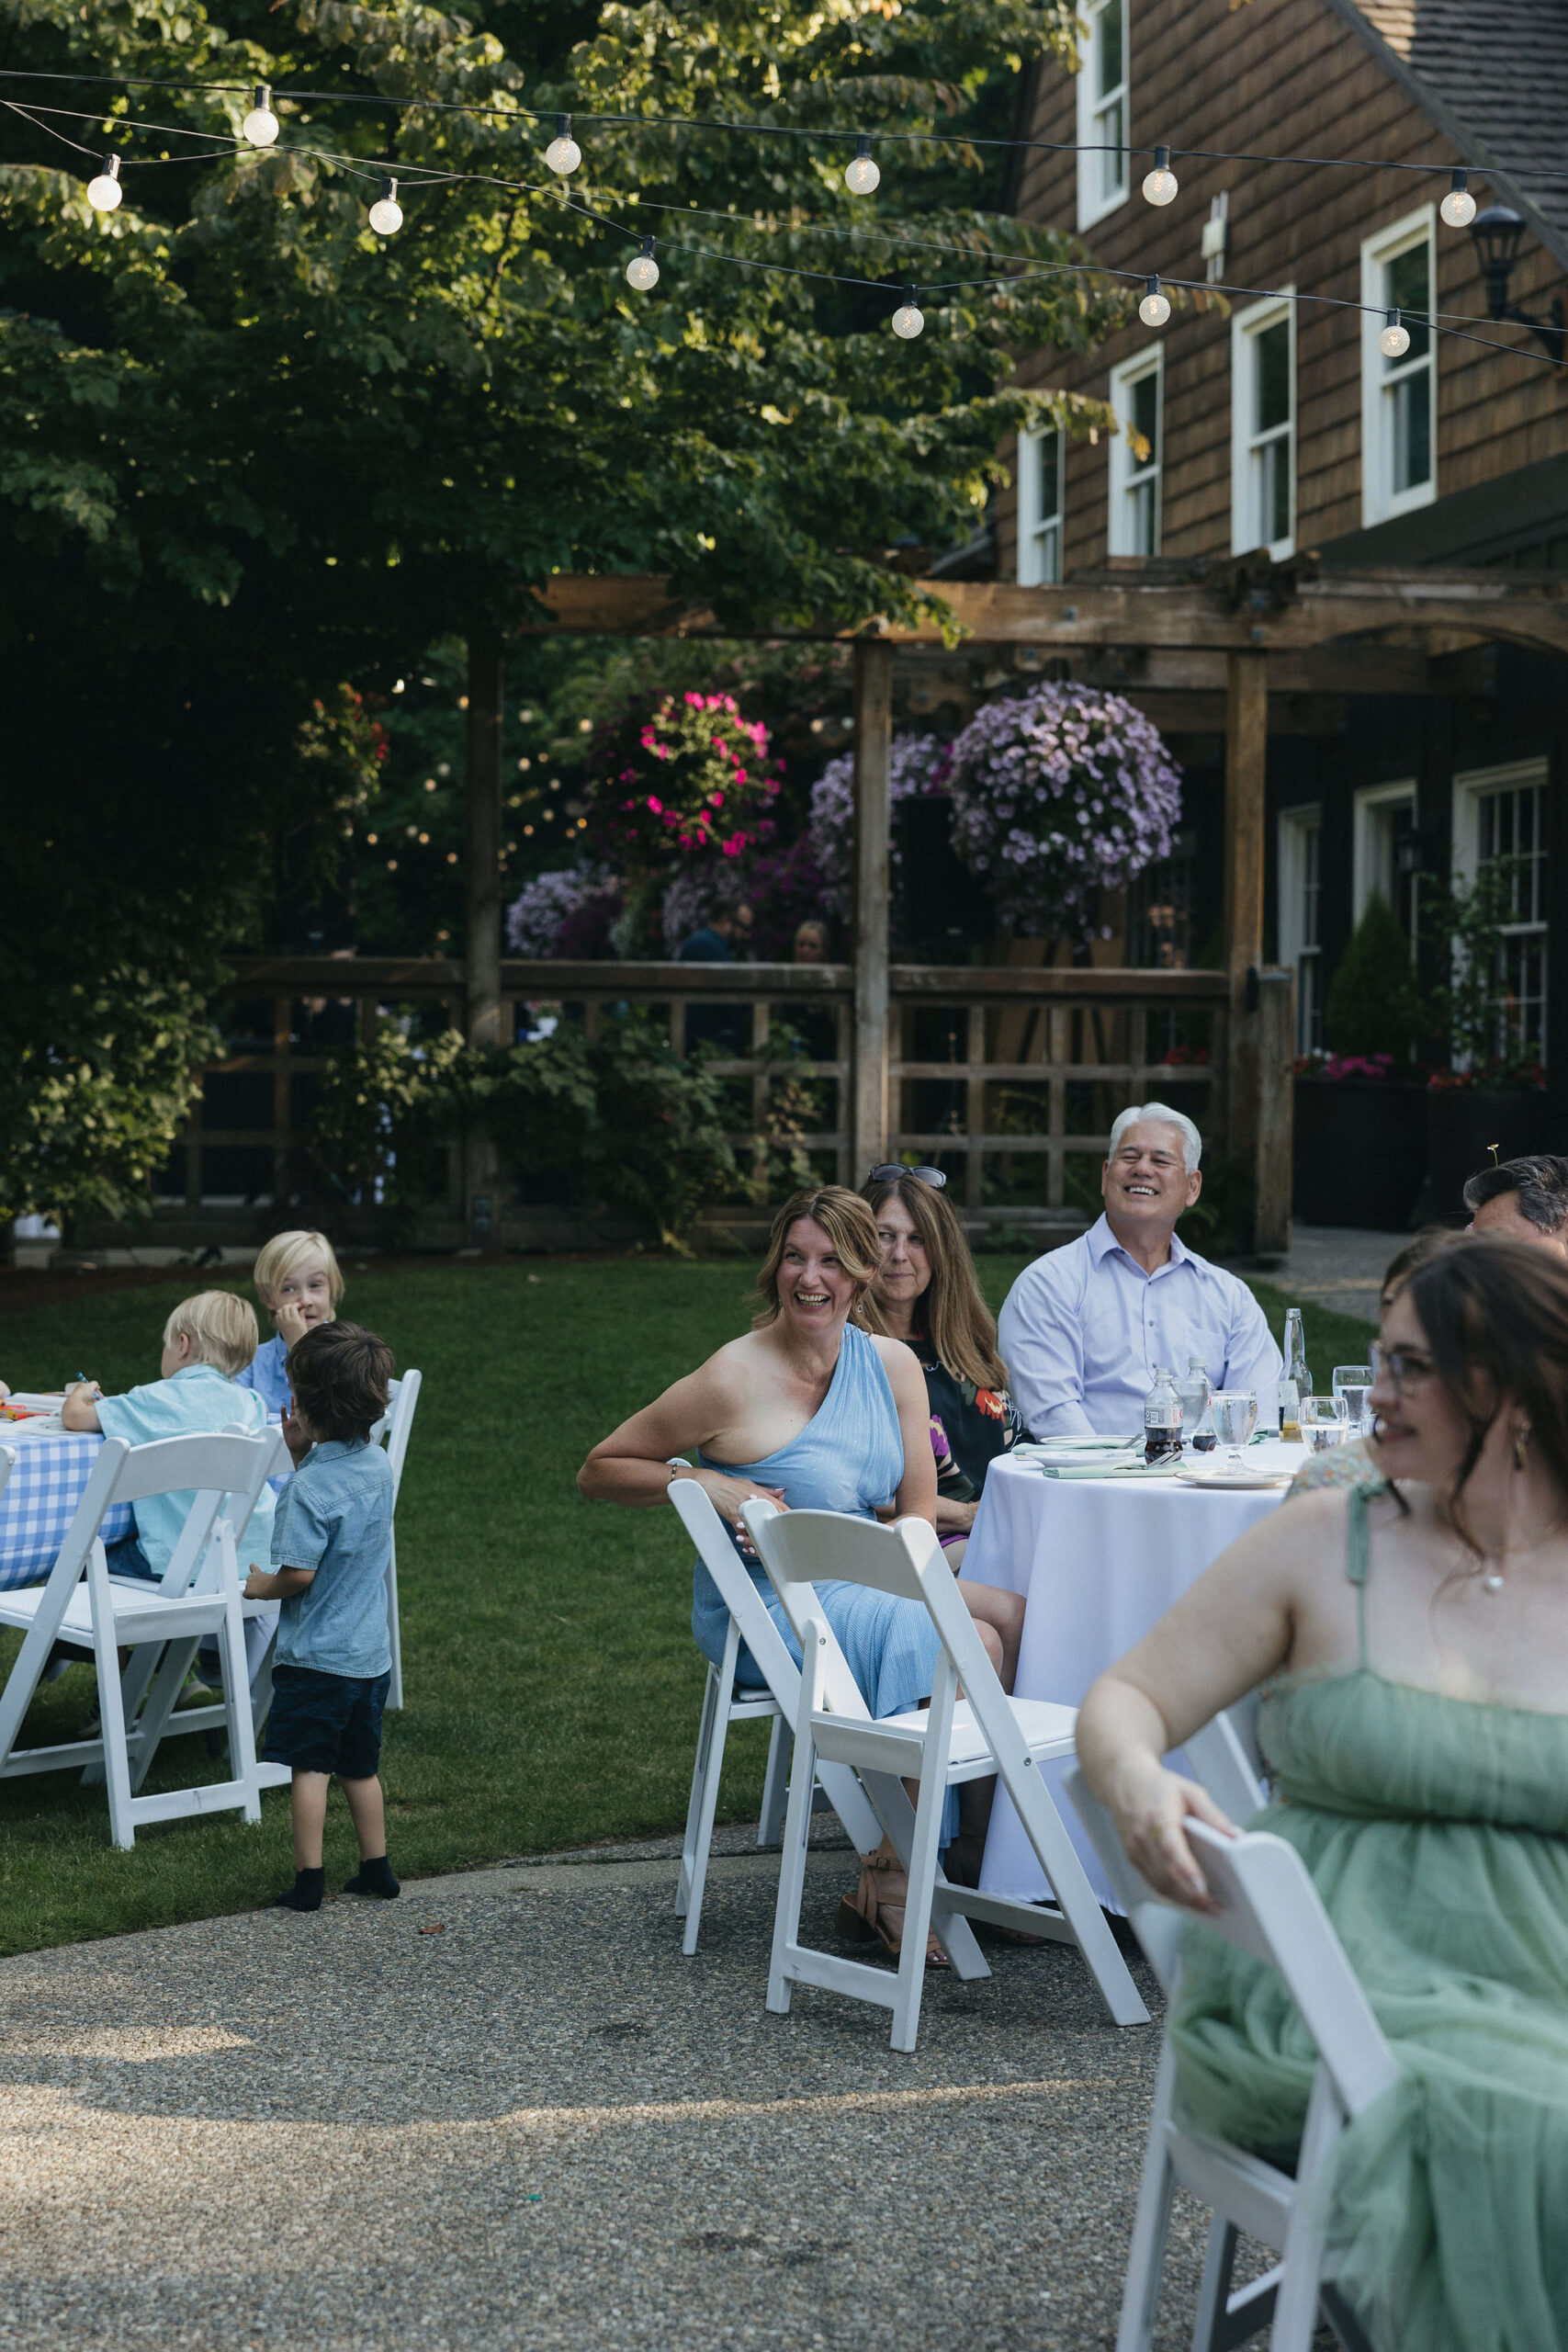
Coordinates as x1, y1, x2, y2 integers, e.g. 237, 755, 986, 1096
368, 176, 403, 234
626, 235, 660, 290
1467, 203, 1565, 364
1379, 309, 1410, 358
844, 135, 881, 195
85, 154, 123, 210
1142, 145, 1179, 206
242, 84, 280, 146
1439, 168, 1475, 229
1138, 274, 1171, 326
891, 290, 925, 338
546, 115, 581, 175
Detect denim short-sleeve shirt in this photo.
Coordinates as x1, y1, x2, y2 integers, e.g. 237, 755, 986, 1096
271, 1438, 393, 1679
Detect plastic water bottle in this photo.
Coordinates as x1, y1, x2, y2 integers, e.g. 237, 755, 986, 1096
1144, 1366, 1182, 1465
1175, 1354, 1215, 1453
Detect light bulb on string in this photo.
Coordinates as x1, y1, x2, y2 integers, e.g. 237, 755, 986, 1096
891, 288, 924, 339
1142, 144, 1178, 206
1138, 273, 1170, 327
242, 84, 279, 147
1440, 168, 1475, 229
626, 235, 660, 291
368, 176, 402, 235
86, 154, 123, 212
545, 115, 581, 175
1379, 307, 1410, 358
844, 135, 880, 195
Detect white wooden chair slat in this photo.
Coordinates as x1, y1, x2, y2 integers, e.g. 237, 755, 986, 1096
742, 1500, 1149, 2052
1062, 1761, 1395, 2352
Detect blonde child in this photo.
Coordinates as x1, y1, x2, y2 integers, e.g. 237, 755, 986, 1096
238, 1230, 344, 1419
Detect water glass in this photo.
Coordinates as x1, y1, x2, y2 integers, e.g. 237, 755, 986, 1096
1211, 1391, 1259, 1469
1333, 1364, 1374, 1436
1301, 1394, 1350, 1453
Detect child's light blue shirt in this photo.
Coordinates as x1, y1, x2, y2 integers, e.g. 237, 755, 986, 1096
233, 1332, 291, 1418
271, 1439, 393, 1679
96, 1365, 276, 1578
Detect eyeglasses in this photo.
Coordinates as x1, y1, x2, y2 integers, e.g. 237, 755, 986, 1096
867, 1163, 947, 1190
1370, 1342, 1437, 1395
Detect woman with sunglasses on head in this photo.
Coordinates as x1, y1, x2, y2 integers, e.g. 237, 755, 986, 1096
1077, 1238, 1568, 2352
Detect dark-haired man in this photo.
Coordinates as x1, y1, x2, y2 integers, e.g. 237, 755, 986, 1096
1462, 1156, 1568, 1255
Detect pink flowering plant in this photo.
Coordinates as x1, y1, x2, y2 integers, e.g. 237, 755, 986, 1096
581, 692, 783, 874
808, 733, 945, 921
940, 686, 1182, 942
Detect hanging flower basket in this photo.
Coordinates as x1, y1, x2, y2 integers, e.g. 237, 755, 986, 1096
581, 693, 783, 873
807, 732, 946, 922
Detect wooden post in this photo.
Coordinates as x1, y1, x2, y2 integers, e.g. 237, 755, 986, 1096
1254, 967, 1296, 1258
465, 631, 505, 1239
852, 638, 894, 1178
1223, 650, 1274, 1249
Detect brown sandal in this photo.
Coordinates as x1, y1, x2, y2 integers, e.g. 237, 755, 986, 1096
835, 1837, 949, 1969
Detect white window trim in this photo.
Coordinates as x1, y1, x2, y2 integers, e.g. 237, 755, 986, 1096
1108, 346, 1162, 558
1231, 288, 1296, 560
1076, 0, 1128, 232
1278, 802, 1322, 1052
1360, 205, 1438, 528
1352, 778, 1417, 925
1451, 756, 1550, 882
1016, 426, 1064, 584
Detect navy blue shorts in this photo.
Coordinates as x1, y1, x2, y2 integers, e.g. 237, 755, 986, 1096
262, 1664, 389, 1779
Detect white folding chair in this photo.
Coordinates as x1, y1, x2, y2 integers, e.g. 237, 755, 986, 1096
669, 1477, 884, 1954
370, 1368, 421, 1710
1064, 1766, 1394, 2352
742, 1500, 1149, 2052
0, 1431, 279, 1849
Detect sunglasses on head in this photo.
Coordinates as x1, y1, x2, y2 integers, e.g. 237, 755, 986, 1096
867, 1163, 947, 1190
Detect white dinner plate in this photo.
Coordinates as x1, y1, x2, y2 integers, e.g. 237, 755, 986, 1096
1174, 1464, 1294, 1490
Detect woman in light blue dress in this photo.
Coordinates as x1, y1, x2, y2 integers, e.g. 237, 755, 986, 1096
580, 1185, 1023, 1960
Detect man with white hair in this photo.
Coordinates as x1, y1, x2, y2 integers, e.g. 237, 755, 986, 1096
997, 1102, 1281, 1439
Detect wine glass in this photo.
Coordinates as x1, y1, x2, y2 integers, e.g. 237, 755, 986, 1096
1301, 1394, 1350, 1453
1211, 1391, 1259, 1472
1333, 1364, 1374, 1437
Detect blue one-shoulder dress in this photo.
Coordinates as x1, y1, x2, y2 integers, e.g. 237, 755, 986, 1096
691, 1321, 942, 1719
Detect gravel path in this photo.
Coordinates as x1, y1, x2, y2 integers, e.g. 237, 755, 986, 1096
0, 1828, 1224, 2350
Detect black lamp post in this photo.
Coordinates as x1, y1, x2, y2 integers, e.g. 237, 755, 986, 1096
1468, 204, 1565, 368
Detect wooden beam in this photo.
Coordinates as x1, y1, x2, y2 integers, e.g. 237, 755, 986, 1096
465, 635, 506, 1048
1055, 643, 1493, 697
1224, 650, 1272, 1253
852, 639, 895, 1177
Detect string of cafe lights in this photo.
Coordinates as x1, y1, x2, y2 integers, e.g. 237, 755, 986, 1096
1, 67, 1560, 368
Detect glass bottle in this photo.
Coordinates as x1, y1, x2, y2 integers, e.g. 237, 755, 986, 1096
1280, 1307, 1312, 1442
1144, 1365, 1182, 1465
1175, 1353, 1215, 1453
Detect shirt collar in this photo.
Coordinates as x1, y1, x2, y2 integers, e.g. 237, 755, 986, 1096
1089, 1211, 1192, 1273
303, 1437, 370, 1464
169, 1363, 231, 1383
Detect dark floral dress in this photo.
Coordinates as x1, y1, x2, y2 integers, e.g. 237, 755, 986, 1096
909, 1319, 1021, 1510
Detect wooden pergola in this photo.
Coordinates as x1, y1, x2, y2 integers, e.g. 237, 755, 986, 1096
459, 560, 1568, 1249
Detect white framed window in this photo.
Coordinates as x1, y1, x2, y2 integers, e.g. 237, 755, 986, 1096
1353, 778, 1418, 935
1452, 759, 1549, 1062
1278, 804, 1323, 1052
1076, 0, 1128, 230
1016, 426, 1065, 584
1360, 207, 1437, 526
1109, 348, 1162, 557
1231, 291, 1295, 559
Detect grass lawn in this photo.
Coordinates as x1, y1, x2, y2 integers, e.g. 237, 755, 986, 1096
0, 1256, 1374, 1954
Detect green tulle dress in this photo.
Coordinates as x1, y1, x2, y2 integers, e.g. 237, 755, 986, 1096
1170, 1487, 1568, 2352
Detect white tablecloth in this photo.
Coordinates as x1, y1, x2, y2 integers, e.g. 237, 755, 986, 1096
968, 1449, 1295, 1905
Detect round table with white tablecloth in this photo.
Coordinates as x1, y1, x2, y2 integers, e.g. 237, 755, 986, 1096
966, 1447, 1298, 1906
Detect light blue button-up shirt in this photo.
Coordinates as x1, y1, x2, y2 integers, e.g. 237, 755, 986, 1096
997, 1214, 1283, 1439
96, 1363, 276, 1576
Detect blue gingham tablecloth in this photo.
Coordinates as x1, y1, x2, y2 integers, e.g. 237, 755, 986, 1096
0, 1427, 134, 1589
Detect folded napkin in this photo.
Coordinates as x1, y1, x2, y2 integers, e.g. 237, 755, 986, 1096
1034, 1458, 1185, 1481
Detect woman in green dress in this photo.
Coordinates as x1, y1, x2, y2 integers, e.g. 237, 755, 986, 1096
1077, 1239, 1568, 2352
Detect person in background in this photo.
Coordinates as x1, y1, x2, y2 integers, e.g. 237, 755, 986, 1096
1287, 1227, 1461, 1499
1462, 1152, 1568, 1253
1076, 1240, 1568, 2352
237, 1229, 344, 1419
676, 891, 753, 965
793, 919, 830, 965
997, 1103, 1280, 1439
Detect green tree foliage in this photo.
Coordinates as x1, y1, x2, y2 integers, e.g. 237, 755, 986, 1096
1324, 893, 1425, 1065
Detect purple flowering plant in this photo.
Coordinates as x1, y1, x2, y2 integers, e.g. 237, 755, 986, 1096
940, 685, 1182, 941
505, 863, 622, 958
808, 732, 945, 920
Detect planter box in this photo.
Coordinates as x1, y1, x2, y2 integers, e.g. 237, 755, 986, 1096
1411, 1090, 1549, 1227
1292, 1080, 1427, 1228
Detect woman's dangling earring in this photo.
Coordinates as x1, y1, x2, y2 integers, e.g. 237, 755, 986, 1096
1515, 1422, 1532, 1474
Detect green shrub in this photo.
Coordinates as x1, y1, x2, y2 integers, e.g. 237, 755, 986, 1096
1324, 894, 1424, 1063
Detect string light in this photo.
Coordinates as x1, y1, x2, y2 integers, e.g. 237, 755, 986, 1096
545, 114, 581, 175
1440, 167, 1476, 229
368, 175, 402, 234
85, 153, 122, 210
1142, 144, 1178, 206
844, 135, 880, 195
891, 288, 924, 338
625, 233, 659, 289
1138, 273, 1170, 326
242, 83, 279, 146
1379, 308, 1410, 357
